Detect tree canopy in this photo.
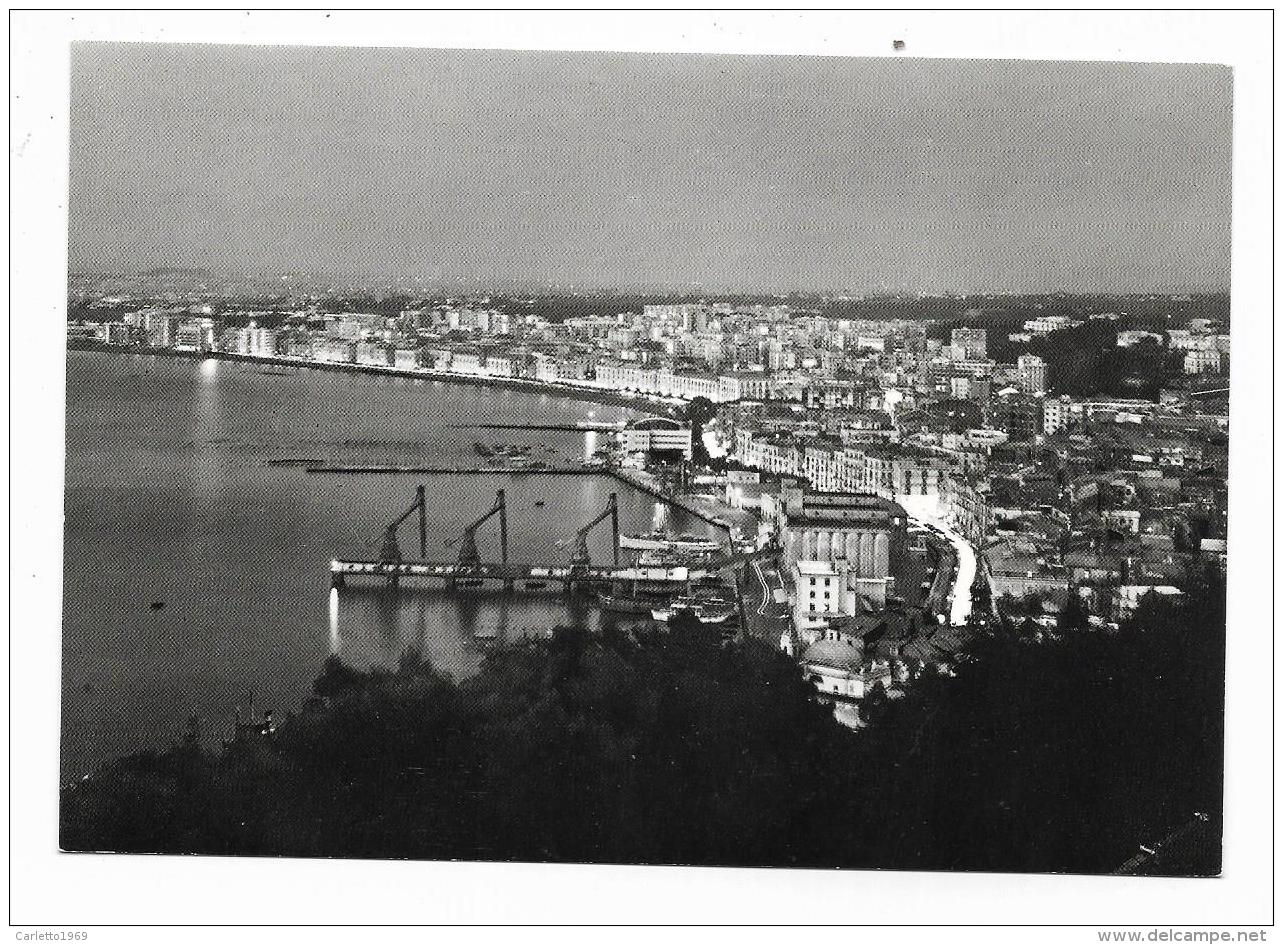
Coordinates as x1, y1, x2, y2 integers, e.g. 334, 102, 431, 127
63, 570, 1224, 874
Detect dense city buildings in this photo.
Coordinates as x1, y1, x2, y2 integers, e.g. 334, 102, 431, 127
950, 326, 988, 361
67, 285, 1231, 720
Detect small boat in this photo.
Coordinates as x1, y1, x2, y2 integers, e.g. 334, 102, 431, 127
651, 597, 697, 622
637, 549, 683, 567
491, 443, 531, 457
596, 592, 661, 615
694, 602, 738, 625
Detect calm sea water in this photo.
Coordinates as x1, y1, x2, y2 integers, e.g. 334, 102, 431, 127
63, 351, 713, 778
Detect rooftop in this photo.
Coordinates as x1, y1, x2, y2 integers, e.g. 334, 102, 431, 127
626, 416, 685, 431
795, 559, 838, 577
799, 638, 864, 673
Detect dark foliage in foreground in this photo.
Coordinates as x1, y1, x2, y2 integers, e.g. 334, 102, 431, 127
62, 573, 1224, 874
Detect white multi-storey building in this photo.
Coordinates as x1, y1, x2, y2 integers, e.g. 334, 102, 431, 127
1183, 348, 1224, 375
618, 417, 693, 459
1017, 354, 1048, 395
1023, 315, 1082, 335
950, 327, 988, 360
236, 327, 278, 356
1042, 395, 1076, 436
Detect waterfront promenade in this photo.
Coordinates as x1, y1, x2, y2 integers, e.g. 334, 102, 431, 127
72, 340, 744, 530
69, 339, 682, 419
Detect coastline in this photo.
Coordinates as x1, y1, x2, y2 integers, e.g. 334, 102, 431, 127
67, 339, 681, 419
69, 339, 735, 529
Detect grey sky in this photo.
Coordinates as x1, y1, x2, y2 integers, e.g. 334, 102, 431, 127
69, 44, 1232, 293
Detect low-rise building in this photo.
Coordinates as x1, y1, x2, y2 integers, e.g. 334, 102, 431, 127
618, 417, 693, 459
1112, 584, 1183, 620
1117, 330, 1164, 347
798, 636, 866, 700
357, 342, 391, 366
313, 338, 354, 364
1023, 315, 1082, 335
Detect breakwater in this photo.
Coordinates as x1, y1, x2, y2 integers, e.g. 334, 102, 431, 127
305, 465, 596, 476
301, 461, 731, 530
451, 422, 626, 432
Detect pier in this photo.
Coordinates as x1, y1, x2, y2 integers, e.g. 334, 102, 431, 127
449, 421, 626, 432
330, 559, 712, 592
605, 467, 735, 531
306, 465, 592, 476
331, 486, 768, 594
334, 487, 622, 592
301, 462, 736, 531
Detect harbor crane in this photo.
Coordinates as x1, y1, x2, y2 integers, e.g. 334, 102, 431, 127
562, 492, 620, 567
379, 485, 428, 563
449, 489, 509, 568
334, 488, 750, 595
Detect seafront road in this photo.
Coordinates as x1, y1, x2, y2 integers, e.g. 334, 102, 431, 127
897, 494, 978, 627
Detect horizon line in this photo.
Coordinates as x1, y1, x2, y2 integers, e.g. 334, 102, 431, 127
67, 268, 1231, 299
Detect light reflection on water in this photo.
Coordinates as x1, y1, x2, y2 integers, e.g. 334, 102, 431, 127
194, 356, 226, 498
329, 584, 653, 681
328, 587, 340, 656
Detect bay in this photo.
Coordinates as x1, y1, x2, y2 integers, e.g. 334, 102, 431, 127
62, 351, 712, 779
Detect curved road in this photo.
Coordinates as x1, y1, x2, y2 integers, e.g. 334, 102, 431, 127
897, 495, 977, 627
